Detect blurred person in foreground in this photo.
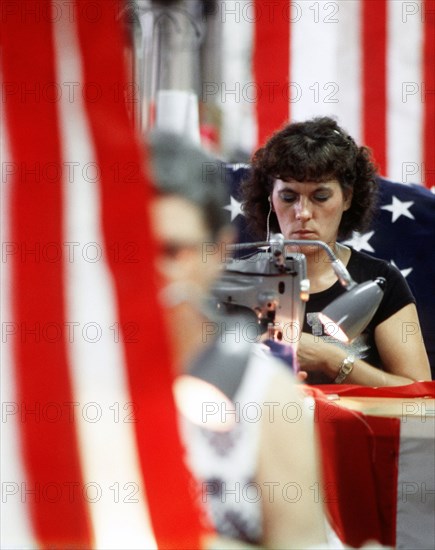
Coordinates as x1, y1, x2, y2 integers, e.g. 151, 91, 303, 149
241, 117, 431, 386
147, 131, 330, 549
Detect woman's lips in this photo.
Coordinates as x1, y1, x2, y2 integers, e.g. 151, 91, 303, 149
292, 230, 316, 238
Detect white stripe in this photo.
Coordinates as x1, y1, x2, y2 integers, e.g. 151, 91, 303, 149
387, 0, 423, 184
52, 3, 157, 548
220, 0, 257, 156
291, 0, 341, 121
334, 0, 362, 142
290, 0, 362, 138
0, 97, 38, 549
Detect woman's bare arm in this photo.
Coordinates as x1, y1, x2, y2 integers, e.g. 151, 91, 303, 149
257, 368, 328, 549
297, 304, 431, 386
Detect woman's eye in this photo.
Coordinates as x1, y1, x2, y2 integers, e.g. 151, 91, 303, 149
280, 194, 297, 203
314, 194, 330, 202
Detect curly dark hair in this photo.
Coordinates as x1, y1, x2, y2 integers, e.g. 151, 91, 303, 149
241, 116, 379, 240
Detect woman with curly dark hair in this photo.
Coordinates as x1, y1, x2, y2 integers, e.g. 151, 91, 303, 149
241, 116, 430, 386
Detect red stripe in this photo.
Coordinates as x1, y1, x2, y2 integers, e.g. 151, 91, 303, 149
362, 0, 387, 174
1, 1, 92, 547
253, 0, 290, 147
74, 1, 207, 547
423, 0, 435, 188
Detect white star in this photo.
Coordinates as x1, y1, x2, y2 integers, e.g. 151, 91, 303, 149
390, 259, 413, 278
228, 163, 251, 171
342, 230, 375, 253
381, 196, 415, 223
223, 195, 243, 221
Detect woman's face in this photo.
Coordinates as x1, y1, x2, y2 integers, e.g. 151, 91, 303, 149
270, 179, 352, 250
151, 195, 223, 300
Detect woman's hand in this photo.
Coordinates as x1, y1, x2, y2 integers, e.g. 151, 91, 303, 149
296, 332, 344, 376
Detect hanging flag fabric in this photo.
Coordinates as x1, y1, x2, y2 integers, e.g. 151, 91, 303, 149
1, 1, 206, 548
218, 0, 435, 189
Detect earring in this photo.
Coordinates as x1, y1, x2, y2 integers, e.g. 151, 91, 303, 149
266, 198, 273, 241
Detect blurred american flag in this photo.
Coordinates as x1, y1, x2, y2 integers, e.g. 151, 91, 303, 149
1, 1, 206, 547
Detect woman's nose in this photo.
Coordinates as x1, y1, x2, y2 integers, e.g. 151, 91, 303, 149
294, 198, 312, 220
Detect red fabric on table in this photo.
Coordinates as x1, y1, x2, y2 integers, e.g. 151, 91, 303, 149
313, 394, 400, 548
312, 380, 435, 398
